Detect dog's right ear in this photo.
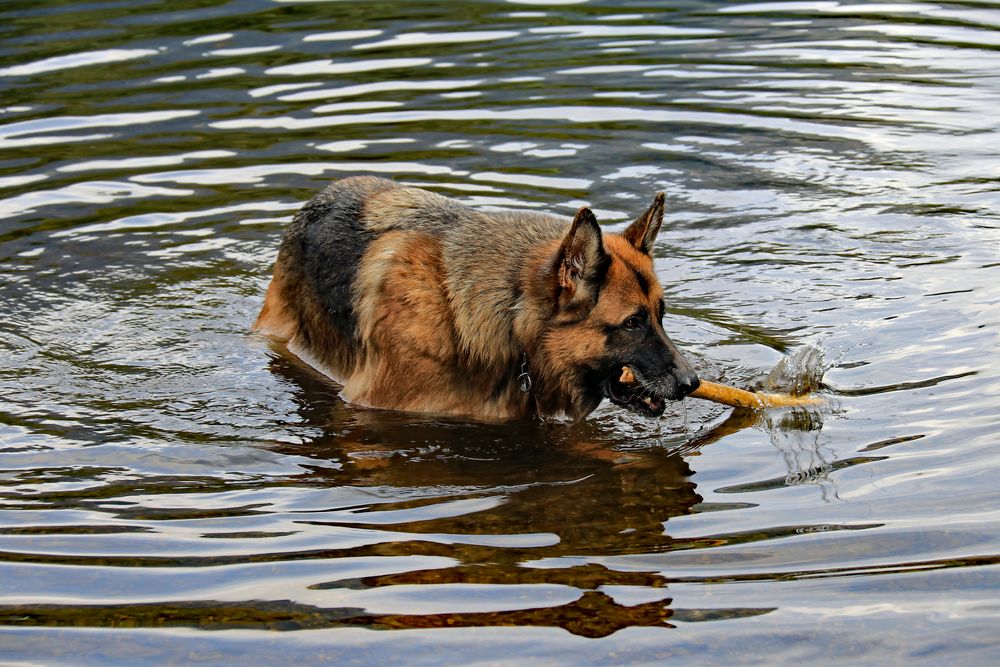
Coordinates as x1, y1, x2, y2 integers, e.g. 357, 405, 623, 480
554, 207, 609, 314
623, 192, 665, 255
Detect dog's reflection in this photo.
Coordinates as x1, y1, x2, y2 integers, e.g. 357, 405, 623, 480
260, 349, 789, 636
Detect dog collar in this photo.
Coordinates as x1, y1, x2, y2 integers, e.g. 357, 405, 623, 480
518, 353, 532, 393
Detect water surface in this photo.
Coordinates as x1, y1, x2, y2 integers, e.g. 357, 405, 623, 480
1, 0, 999, 664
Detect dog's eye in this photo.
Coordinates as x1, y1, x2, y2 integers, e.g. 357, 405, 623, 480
622, 314, 643, 330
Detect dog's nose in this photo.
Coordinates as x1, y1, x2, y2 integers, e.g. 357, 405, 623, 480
676, 371, 700, 397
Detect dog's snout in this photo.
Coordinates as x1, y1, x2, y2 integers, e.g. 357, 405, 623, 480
676, 370, 700, 397
645, 328, 700, 399
669, 348, 700, 398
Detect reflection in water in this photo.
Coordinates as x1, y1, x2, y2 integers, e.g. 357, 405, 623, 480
267, 349, 707, 560
765, 409, 836, 500
0, 351, 788, 637
0, 352, 718, 637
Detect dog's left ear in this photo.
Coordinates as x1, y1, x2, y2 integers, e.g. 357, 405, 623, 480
554, 206, 609, 313
623, 192, 665, 255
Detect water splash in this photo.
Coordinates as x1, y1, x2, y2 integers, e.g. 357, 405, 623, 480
762, 343, 826, 396
756, 344, 838, 499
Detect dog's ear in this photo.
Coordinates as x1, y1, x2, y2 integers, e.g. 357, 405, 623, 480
555, 207, 609, 312
623, 192, 665, 255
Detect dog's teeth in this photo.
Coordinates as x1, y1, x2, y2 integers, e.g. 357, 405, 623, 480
644, 397, 655, 408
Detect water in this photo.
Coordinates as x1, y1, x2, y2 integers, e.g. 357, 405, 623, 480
1, 0, 999, 664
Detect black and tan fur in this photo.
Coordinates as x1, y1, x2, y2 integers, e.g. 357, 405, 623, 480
256, 176, 699, 420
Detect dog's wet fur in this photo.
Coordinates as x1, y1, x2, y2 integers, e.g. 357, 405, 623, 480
256, 176, 699, 420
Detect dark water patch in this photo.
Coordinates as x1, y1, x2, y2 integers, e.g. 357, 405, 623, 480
0, 595, 779, 636
714, 455, 888, 493
858, 433, 926, 453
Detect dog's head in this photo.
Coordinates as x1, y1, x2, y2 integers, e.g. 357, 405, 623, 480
534, 194, 700, 419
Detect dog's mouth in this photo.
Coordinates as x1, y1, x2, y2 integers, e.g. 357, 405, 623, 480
605, 366, 666, 418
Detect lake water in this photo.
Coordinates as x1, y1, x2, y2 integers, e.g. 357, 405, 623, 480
1, 0, 999, 664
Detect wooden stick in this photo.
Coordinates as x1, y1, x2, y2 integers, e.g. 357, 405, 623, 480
619, 366, 820, 410
690, 379, 823, 409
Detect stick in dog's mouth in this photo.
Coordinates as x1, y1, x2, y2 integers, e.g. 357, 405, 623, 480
618, 365, 822, 412
606, 365, 665, 417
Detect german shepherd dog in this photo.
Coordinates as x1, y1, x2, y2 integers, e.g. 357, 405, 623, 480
256, 176, 700, 420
